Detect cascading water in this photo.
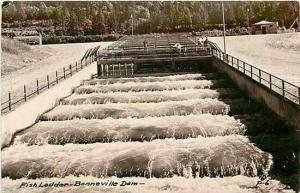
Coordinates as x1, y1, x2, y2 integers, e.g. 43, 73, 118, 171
2, 73, 295, 193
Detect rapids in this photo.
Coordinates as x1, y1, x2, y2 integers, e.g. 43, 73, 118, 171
15, 114, 245, 145
2, 73, 294, 193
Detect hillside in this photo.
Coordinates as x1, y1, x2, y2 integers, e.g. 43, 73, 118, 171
2, 1, 299, 35
1, 38, 54, 75
1, 38, 112, 96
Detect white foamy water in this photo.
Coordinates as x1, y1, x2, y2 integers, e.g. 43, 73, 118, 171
74, 79, 213, 94
2, 175, 295, 193
84, 74, 204, 85
61, 89, 219, 105
3, 72, 289, 193
2, 136, 271, 179
15, 114, 245, 145
40, 99, 230, 121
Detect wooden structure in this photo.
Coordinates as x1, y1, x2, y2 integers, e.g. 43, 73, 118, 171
252, 20, 278, 34
96, 33, 213, 76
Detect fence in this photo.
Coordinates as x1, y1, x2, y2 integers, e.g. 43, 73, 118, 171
211, 48, 300, 105
1, 50, 99, 114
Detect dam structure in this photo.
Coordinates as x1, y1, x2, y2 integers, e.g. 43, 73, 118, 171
2, 33, 299, 192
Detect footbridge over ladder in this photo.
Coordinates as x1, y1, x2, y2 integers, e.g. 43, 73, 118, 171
96, 33, 300, 130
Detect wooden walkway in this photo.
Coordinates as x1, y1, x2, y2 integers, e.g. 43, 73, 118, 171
97, 33, 211, 65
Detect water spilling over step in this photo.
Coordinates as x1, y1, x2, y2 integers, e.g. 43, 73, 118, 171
40, 98, 230, 121
15, 114, 245, 145
83, 73, 204, 85
74, 79, 214, 94
2, 136, 271, 179
61, 89, 220, 105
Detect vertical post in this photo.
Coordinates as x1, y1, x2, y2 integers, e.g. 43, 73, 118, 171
56, 71, 58, 84
125, 63, 128, 75
81, 60, 83, 69
282, 80, 285, 97
97, 63, 100, 76
246, 8, 250, 33
250, 66, 253, 78
69, 65, 72, 76
131, 14, 134, 36
243, 62, 245, 73
76, 62, 78, 72
231, 56, 234, 67
8, 91, 11, 111
47, 75, 50, 88
259, 69, 261, 83
119, 63, 121, 76
221, 1, 226, 54
112, 64, 115, 76
63, 67, 66, 79
36, 80, 39, 95
237, 59, 239, 70
269, 74, 272, 89
298, 87, 300, 105
24, 85, 27, 102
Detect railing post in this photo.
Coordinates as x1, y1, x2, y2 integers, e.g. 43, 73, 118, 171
282, 80, 285, 97
47, 75, 50, 89
24, 85, 27, 102
76, 62, 78, 72
237, 59, 239, 70
63, 67, 66, 79
259, 69, 261, 83
250, 66, 253, 78
298, 87, 300, 105
56, 71, 58, 84
36, 79, 39, 95
269, 74, 272, 89
69, 65, 72, 76
243, 62, 245, 73
232, 57, 234, 67
8, 91, 11, 111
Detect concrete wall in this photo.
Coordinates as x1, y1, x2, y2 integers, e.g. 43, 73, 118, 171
212, 57, 300, 131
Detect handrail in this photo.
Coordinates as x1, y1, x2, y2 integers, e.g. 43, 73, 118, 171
211, 47, 300, 105
1, 47, 100, 114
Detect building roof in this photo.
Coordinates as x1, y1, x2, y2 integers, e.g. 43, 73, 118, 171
253, 20, 274, 25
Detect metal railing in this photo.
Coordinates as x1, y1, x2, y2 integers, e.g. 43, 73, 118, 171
1, 52, 98, 114
211, 48, 300, 105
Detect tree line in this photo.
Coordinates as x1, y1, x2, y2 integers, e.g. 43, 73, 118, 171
2, 1, 299, 35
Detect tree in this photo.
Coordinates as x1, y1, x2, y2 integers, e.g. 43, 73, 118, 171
92, 11, 106, 34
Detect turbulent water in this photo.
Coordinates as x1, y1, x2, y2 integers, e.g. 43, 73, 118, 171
2, 73, 294, 193
61, 89, 220, 105
40, 98, 230, 121
74, 79, 213, 94
15, 115, 245, 145
3, 136, 271, 179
